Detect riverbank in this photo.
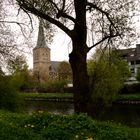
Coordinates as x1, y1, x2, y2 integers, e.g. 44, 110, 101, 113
20, 92, 73, 98
117, 94, 140, 101
20, 92, 140, 104
0, 110, 140, 140
115, 94, 140, 104
21, 92, 73, 102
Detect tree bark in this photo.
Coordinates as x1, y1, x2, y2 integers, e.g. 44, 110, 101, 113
69, 36, 90, 113
68, 0, 92, 114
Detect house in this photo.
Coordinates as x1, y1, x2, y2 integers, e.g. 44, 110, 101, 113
118, 44, 140, 83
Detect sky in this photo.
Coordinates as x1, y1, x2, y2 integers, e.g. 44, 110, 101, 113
27, 29, 72, 69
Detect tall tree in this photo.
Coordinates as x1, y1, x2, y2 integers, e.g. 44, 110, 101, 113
16, 0, 138, 115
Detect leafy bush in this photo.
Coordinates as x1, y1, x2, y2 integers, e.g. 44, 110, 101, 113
88, 48, 130, 117
39, 80, 68, 93
0, 75, 23, 112
88, 60, 124, 117
0, 111, 140, 140
10, 70, 35, 91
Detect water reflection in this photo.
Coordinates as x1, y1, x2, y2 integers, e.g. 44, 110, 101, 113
25, 101, 140, 127
25, 101, 74, 115
100, 104, 140, 128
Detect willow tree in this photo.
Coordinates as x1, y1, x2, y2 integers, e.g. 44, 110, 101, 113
16, 0, 137, 115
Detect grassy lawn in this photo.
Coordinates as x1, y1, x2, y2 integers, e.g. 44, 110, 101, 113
20, 92, 73, 99
20, 92, 140, 101
117, 93, 140, 101
20, 92, 140, 103
0, 110, 140, 140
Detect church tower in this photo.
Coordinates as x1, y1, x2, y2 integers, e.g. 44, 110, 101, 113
33, 20, 51, 82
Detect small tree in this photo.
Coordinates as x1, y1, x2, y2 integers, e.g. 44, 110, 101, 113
88, 48, 130, 117
7, 54, 34, 91
7, 55, 28, 74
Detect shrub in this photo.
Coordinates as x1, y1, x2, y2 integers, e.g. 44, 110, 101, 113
0, 75, 23, 112
39, 80, 68, 93
88, 60, 123, 117
0, 111, 140, 140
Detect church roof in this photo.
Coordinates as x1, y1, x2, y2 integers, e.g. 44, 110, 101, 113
50, 61, 60, 73
35, 20, 49, 49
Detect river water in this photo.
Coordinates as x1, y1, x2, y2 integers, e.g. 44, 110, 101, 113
25, 101, 140, 128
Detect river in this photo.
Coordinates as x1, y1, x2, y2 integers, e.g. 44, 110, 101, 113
25, 100, 140, 128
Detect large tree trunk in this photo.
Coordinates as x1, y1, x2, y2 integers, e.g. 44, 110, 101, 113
69, 39, 91, 113
69, 0, 92, 114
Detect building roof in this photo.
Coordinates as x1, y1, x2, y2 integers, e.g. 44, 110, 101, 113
50, 61, 60, 73
118, 44, 140, 61
35, 20, 49, 49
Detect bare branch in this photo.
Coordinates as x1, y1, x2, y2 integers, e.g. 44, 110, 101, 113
0, 20, 28, 26
62, 0, 66, 11
87, 2, 115, 28
88, 33, 121, 51
21, 8, 34, 30
18, 2, 73, 37
47, 0, 75, 23
0, 20, 30, 38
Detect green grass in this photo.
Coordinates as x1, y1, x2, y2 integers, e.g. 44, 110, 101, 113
21, 92, 140, 101
117, 93, 140, 101
0, 110, 140, 140
20, 92, 73, 99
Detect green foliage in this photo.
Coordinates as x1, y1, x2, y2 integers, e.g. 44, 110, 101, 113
7, 55, 28, 74
58, 61, 72, 81
40, 79, 67, 92
6, 55, 35, 91
117, 93, 140, 101
88, 48, 130, 116
0, 111, 140, 140
0, 76, 23, 112
10, 68, 34, 91
20, 92, 73, 98
89, 60, 122, 116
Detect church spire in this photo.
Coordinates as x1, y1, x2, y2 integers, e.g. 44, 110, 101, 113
36, 20, 48, 48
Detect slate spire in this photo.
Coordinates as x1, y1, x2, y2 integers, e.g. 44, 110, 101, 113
36, 20, 48, 48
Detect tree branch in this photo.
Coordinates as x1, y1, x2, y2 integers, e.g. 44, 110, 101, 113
0, 20, 30, 38
48, 0, 75, 23
62, 0, 66, 11
18, 2, 73, 38
0, 20, 27, 26
86, 2, 115, 28
88, 33, 120, 51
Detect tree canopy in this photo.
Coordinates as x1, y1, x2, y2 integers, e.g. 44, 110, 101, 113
15, 0, 138, 48
7, 55, 28, 74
